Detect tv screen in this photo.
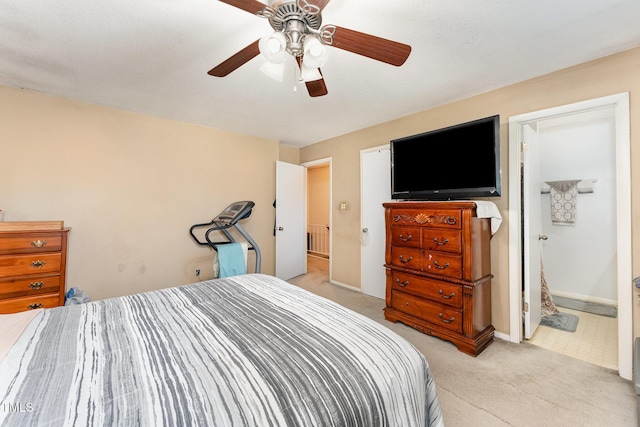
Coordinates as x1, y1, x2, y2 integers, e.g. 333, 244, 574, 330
391, 115, 501, 200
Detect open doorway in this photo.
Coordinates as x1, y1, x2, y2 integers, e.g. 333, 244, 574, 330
524, 109, 618, 370
508, 93, 632, 379
303, 159, 331, 281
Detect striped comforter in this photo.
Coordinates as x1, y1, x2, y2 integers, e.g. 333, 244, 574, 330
0, 274, 443, 426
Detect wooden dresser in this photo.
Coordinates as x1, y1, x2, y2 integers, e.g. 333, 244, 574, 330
0, 222, 70, 313
383, 201, 494, 356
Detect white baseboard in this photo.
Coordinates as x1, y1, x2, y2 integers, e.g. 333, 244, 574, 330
494, 331, 512, 342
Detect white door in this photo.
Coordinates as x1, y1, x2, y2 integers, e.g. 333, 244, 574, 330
360, 147, 391, 299
275, 161, 306, 280
522, 124, 543, 339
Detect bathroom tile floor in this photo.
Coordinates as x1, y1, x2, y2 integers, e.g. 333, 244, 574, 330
529, 307, 618, 370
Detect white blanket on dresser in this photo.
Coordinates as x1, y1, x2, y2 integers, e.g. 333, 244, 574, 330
473, 200, 502, 235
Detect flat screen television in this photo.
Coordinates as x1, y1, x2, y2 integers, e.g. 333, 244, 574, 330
390, 115, 501, 200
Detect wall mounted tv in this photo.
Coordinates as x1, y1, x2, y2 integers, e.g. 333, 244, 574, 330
390, 114, 501, 200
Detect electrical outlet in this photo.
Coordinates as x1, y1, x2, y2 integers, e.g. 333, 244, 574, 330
195, 269, 200, 277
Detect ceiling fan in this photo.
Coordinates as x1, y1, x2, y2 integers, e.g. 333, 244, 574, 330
208, 0, 412, 97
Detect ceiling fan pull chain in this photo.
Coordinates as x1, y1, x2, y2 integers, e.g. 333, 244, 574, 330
319, 25, 336, 45
293, 60, 299, 92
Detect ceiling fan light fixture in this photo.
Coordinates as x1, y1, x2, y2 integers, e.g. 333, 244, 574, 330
259, 31, 287, 63
302, 36, 328, 68
300, 64, 322, 82
260, 60, 286, 82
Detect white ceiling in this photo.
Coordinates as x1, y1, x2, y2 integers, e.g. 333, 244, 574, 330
1, 0, 639, 148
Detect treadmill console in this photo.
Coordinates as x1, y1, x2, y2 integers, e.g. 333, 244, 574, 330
214, 201, 255, 225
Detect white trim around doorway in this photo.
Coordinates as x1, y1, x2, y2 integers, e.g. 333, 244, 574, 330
507, 92, 632, 380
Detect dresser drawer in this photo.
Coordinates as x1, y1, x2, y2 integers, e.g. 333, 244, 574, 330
391, 227, 421, 248
391, 291, 462, 333
424, 251, 462, 279
422, 229, 462, 254
0, 275, 60, 299
390, 247, 422, 270
391, 208, 462, 229
0, 253, 62, 278
391, 271, 462, 308
0, 234, 63, 255
0, 293, 61, 314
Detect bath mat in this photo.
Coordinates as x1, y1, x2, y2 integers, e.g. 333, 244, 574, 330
540, 312, 579, 332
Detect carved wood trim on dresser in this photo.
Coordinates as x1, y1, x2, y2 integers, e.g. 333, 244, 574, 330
0, 222, 70, 313
383, 201, 494, 356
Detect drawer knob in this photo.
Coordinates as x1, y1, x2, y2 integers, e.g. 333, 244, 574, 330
438, 313, 455, 324
399, 255, 413, 263
30, 260, 47, 268
438, 289, 455, 299
27, 303, 43, 310
433, 260, 449, 269
29, 281, 45, 290
433, 238, 449, 246
395, 278, 410, 287
399, 234, 413, 242
31, 240, 47, 248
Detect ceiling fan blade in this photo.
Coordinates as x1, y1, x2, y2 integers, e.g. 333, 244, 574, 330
295, 57, 328, 97
218, 0, 266, 14
307, 0, 331, 11
327, 26, 411, 66
208, 40, 260, 77
305, 76, 328, 97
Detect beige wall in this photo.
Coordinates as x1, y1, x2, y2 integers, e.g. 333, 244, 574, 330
307, 166, 330, 226
0, 86, 279, 301
300, 46, 640, 336
279, 144, 300, 165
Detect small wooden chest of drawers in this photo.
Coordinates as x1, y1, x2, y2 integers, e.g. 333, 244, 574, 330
0, 223, 70, 313
383, 202, 494, 356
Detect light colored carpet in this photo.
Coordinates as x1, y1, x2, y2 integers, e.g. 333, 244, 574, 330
288, 257, 637, 427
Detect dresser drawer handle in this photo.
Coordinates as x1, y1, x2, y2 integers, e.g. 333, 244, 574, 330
438, 289, 455, 299
31, 240, 47, 248
30, 260, 47, 268
438, 313, 455, 323
29, 281, 45, 290
433, 238, 449, 246
433, 260, 449, 269
399, 255, 413, 263
27, 303, 43, 310
398, 234, 413, 242
395, 279, 410, 287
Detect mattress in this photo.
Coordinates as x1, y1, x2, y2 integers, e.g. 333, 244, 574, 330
0, 274, 443, 426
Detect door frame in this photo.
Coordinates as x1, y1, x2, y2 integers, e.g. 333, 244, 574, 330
507, 92, 632, 379
301, 157, 332, 281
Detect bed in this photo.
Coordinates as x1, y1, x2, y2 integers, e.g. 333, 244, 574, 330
0, 274, 443, 426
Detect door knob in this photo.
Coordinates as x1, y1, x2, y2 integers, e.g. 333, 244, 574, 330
277, 227, 284, 231
538, 234, 548, 240
362, 228, 368, 233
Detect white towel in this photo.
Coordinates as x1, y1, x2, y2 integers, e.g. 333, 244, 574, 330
541, 179, 594, 194
473, 200, 502, 235
213, 242, 248, 278
546, 180, 580, 225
